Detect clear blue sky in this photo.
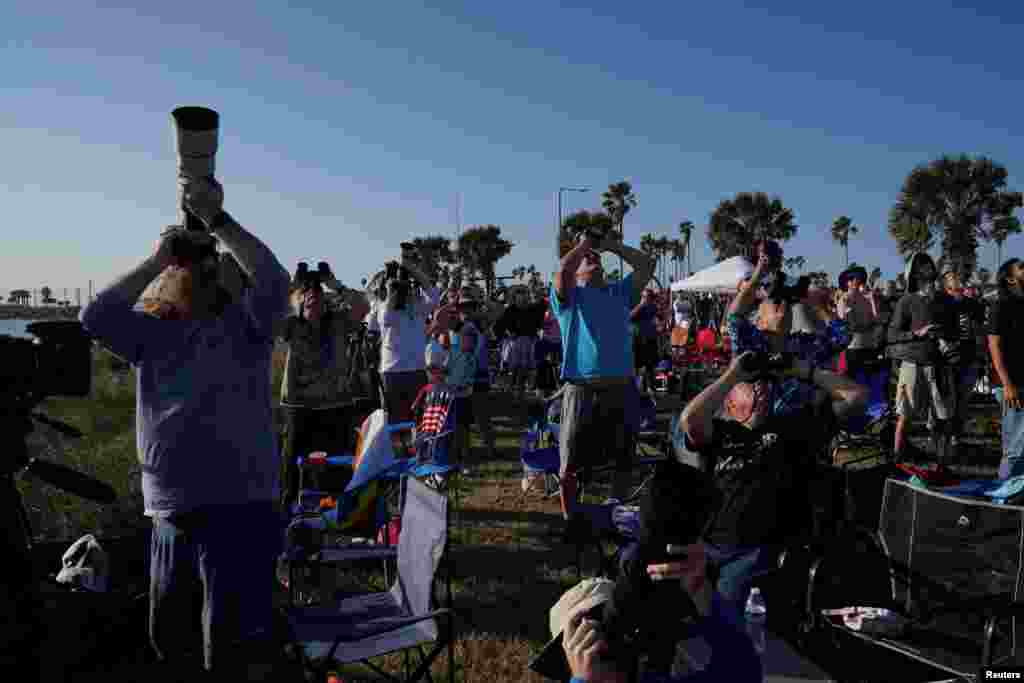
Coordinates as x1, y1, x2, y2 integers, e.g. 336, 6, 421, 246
2, 0, 1022, 296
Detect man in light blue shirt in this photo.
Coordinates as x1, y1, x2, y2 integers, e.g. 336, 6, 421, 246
551, 232, 654, 522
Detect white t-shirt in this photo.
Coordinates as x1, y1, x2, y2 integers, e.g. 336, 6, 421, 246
365, 287, 440, 374
673, 299, 692, 327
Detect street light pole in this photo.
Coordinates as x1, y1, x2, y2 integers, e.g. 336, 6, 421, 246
556, 187, 589, 272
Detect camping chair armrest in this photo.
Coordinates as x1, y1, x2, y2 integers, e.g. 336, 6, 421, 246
415, 429, 456, 447
315, 546, 398, 564
924, 597, 1024, 621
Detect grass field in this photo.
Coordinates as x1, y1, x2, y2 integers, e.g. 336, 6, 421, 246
19, 345, 1005, 681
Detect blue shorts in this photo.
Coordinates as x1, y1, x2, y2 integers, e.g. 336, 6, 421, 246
149, 501, 282, 672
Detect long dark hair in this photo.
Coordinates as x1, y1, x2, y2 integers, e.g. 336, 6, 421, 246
998, 258, 1022, 297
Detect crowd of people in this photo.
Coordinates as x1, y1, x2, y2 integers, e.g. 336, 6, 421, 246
77, 175, 1024, 681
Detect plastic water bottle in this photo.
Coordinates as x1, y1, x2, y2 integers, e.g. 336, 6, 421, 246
745, 588, 767, 657
745, 587, 767, 617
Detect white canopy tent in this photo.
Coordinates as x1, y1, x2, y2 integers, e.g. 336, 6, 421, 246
671, 256, 754, 294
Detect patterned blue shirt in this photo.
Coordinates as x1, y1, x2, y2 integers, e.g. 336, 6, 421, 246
726, 313, 850, 418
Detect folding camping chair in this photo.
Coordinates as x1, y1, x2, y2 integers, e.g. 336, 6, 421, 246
283, 413, 426, 605
284, 477, 456, 683
765, 478, 1024, 682
519, 387, 666, 502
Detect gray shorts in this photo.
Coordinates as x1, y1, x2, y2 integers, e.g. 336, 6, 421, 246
895, 362, 952, 422
559, 382, 636, 476
381, 370, 426, 424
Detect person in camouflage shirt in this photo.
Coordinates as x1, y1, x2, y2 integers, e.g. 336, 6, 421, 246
277, 263, 370, 506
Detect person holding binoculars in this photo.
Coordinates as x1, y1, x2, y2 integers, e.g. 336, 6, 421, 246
364, 244, 440, 423
277, 260, 371, 507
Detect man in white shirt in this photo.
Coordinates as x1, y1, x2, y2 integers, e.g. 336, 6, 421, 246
673, 294, 692, 329
365, 249, 440, 423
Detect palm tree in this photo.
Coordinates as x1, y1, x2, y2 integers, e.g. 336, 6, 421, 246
678, 221, 694, 276
656, 236, 673, 286
784, 256, 806, 273
831, 216, 859, 267
889, 155, 1022, 279
991, 220, 1022, 270
708, 192, 798, 261
602, 180, 637, 274
670, 239, 686, 281
455, 225, 514, 298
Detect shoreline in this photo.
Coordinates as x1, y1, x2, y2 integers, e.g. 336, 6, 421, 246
0, 305, 82, 321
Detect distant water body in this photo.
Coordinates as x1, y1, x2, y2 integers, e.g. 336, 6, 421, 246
0, 319, 34, 337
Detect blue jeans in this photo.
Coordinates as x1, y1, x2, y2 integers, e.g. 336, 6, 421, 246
995, 388, 1024, 480
705, 544, 777, 624
149, 501, 282, 673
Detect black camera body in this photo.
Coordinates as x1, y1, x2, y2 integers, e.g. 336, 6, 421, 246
597, 459, 721, 664
764, 273, 810, 304
1, 321, 92, 400
568, 221, 614, 244
740, 351, 796, 375
171, 233, 217, 266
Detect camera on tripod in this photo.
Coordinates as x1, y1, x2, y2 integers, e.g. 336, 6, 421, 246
0, 321, 92, 400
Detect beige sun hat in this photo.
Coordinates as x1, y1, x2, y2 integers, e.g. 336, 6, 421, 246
528, 578, 616, 680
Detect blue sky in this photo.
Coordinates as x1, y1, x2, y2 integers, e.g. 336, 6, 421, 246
2, 0, 1022, 296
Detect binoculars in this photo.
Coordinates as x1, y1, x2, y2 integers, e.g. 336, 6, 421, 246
295, 261, 332, 290
740, 350, 796, 375
570, 222, 614, 244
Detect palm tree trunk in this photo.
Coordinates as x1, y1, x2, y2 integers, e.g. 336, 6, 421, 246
619, 220, 625, 281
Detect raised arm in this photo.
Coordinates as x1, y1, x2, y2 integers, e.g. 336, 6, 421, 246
601, 237, 655, 302
79, 229, 182, 363
553, 236, 595, 304
182, 177, 290, 332
681, 353, 751, 449
785, 359, 868, 421
728, 253, 771, 319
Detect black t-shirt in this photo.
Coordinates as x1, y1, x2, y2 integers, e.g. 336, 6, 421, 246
986, 294, 1024, 386
495, 303, 545, 338
932, 293, 985, 365
679, 405, 835, 547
